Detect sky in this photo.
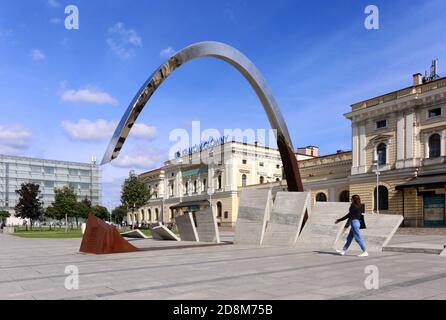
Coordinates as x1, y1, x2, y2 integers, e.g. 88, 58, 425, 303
1, 0, 446, 209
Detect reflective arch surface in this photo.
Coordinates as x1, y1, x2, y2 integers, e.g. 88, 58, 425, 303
101, 41, 303, 191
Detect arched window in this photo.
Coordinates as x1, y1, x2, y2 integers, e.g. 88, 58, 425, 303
242, 174, 247, 187
217, 202, 222, 218
217, 175, 222, 190
429, 134, 441, 158
148, 209, 152, 221
141, 209, 145, 222
276, 178, 281, 182
316, 192, 327, 202
339, 190, 350, 202
377, 143, 387, 165
155, 208, 159, 221
260, 176, 265, 184
170, 184, 174, 197
185, 182, 189, 195
202, 179, 207, 192
193, 180, 197, 193
374, 186, 389, 210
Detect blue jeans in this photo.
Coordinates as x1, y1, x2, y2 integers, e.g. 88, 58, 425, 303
343, 219, 367, 251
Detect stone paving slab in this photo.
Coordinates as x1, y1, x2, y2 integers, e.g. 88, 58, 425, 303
2, 233, 446, 300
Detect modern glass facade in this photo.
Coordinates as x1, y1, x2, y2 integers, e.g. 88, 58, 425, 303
0, 155, 101, 216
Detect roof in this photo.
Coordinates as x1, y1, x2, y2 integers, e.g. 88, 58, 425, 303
396, 174, 446, 190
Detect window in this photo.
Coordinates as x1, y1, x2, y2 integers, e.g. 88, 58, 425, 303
44, 167, 55, 174
44, 181, 54, 188
376, 143, 387, 165
374, 186, 389, 211
259, 162, 264, 167
69, 169, 79, 176
224, 211, 229, 219
429, 134, 441, 158
276, 178, 281, 182
217, 202, 222, 218
276, 164, 280, 169
242, 159, 247, 165
155, 208, 159, 221
170, 184, 174, 197
241, 174, 247, 187
428, 108, 442, 119
193, 180, 197, 193
339, 190, 350, 203
259, 176, 265, 184
185, 182, 189, 195
316, 193, 327, 202
376, 120, 387, 129
148, 209, 152, 221
30, 165, 42, 174
202, 179, 207, 192
141, 209, 145, 222
217, 175, 222, 190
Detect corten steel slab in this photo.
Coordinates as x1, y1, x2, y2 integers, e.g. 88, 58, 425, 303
335, 214, 404, 252
121, 229, 149, 239
100, 41, 303, 192
195, 207, 221, 243
262, 192, 311, 246
234, 189, 272, 246
175, 213, 199, 242
296, 202, 350, 250
152, 225, 180, 241
79, 215, 138, 254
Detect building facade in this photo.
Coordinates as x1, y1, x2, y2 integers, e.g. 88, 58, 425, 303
0, 154, 101, 225
132, 71, 446, 228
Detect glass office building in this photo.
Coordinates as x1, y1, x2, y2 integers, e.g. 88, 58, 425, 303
0, 154, 101, 223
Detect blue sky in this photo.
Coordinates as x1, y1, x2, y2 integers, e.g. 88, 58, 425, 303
1, 0, 446, 208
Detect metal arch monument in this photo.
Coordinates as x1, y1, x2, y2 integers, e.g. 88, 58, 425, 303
101, 41, 304, 192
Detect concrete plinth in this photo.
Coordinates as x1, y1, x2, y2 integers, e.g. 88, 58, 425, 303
296, 202, 350, 250
152, 225, 180, 241
175, 213, 199, 242
195, 208, 220, 243
335, 214, 404, 252
121, 229, 149, 239
234, 189, 271, 246
262, 192, 311, 246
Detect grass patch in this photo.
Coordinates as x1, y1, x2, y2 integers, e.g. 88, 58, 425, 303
13, 226, 83, 238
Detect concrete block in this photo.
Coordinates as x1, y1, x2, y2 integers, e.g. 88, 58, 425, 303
195, 208, 220, 243
121, 229, 149, 239
234, 189, 271, 245
440, 248, 446, 257
151, 225, 180, 241
262, 192, 311, 246
335, 214, 404, 252
2, 227, 15, 234
175, 213, 199, 242
150, 223, 163, 240
296, 202, 350, 249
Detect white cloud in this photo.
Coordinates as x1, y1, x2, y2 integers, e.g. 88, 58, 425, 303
61, 119, 157, 142
0, 124, 32, 155
47, 0, 61, 7
160, 46, 175, 58
61, 88, 118, 105
107, 22, 142, 60
50, 17, 62, 24
30, 49, 45, 61
62, 119, 116, 141
112, 147, 165, 170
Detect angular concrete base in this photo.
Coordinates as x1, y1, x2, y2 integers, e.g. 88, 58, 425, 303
335, 214, 404, 252
262, 192, 311, 246
296, 202, 350, 250
234, 189, 271, 246
176, 213, 199, 242
121, 229, 149, 239
150, 222, 163, 240
152, 225, 180, 241
195, 208, 220, 243
440, 248, 446, 257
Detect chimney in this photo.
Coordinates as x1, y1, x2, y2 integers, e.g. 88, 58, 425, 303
413, 73, 423, 86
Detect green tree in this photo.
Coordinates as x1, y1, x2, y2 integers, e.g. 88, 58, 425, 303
112, 205, 128, 224
0, 210, 10, 224
91, 205, 109, 220
120, 172, 151, 219
78, 197, 92, 220
14, 183, 43, 230
51, 186, 81, 227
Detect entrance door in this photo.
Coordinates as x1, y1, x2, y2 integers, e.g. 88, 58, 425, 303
423, 194, 445, 227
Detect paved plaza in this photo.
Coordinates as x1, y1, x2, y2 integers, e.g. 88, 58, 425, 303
1, 232, 446, 300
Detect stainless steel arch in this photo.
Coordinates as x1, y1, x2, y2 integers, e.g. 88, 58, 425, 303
101, 41, 303, 191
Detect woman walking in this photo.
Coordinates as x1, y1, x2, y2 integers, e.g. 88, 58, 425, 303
335, 195, 368, 257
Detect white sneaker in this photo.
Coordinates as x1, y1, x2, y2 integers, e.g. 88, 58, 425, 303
358, 251, 369, 257
336, 249, 345, 256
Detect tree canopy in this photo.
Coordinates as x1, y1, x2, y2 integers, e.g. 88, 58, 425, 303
121, 172, 151, 212
14, 183, 44, 228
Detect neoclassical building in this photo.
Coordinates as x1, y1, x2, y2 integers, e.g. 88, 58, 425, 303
130, 71, 446, 228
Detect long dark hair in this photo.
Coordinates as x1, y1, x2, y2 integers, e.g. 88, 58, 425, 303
351, 194, 362, 208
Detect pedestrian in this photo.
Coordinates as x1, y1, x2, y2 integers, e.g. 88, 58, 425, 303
335, 194, 368, 257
